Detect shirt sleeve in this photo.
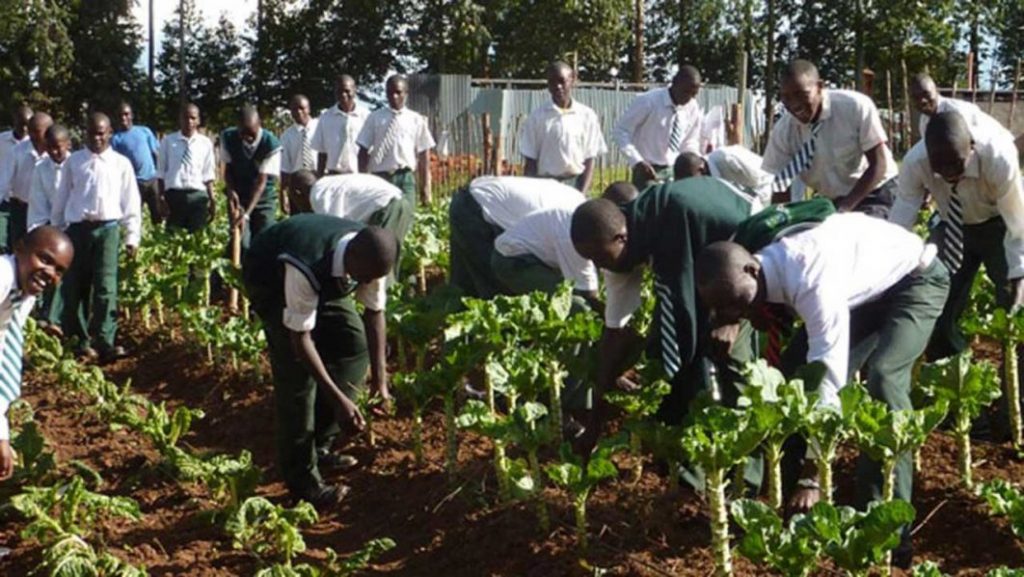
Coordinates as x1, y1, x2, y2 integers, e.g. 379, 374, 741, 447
415, 117, 436, 154
889, 163, 927, 229
50, 161, 72, 230
157, 137, 169, 180
680, 107, 704, 155
604, 267, 644, 328
283, 264, 320, 332
310, 120, 327, 153
220, 139, 232, 164
355, 277, 387, 311
280, 131, 296, 174
613, 96, 650, 167
0, 152, 16, 201
260, 149, 282, 175
555, 235, 599, 292
147, 128, 160, 155
518, 113, 539, 161
27, 167, 48, 231
0, 398, 9, 441
761, 122, 793, 175
858, 99, 889, 152
356, 116, 376, 150
989, 147, 1024, 278
202, 139, 216, 184
121, 160, 143, 247
585, 111, 608, 158
794, 283, 849, 409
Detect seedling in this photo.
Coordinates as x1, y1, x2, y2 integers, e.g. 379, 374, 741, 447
605, 362, 670, 484
545, 437, 624, 552
965, 308, 1024, 447
978, 479, 1024, 542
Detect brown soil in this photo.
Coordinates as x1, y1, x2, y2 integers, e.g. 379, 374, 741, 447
2, 320, 1024, 576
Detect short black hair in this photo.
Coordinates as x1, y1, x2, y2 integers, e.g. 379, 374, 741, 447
291, 169, 317, 191
695, 241, 753, 296
239, 104, 260, 124
289, 94, 309, 108
570, 198, 626, 247
675, 65, 702, 85
89, 112, 111, 130
547, 60, 573, 78
781, 59, 819, 84
601, 182, 639, 205
386, 75, 408, 90
925, 110, 971, 152
45, 124, 70, 143
21, 225, 72, 255
349, 226, 399, 276
673, 152, 706, 180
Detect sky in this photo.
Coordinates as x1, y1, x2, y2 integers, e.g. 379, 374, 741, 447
133, 0, 255, 66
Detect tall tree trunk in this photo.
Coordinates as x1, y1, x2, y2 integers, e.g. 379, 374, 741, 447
633, 0, 644, 83
178, 0, 186, 107
764, 0, 775, 151
854, 0, 865, 91
148, 0, 155, 119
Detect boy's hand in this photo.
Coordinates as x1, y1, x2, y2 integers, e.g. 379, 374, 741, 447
0, 439, 13, 480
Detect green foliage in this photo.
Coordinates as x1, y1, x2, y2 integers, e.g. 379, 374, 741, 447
12, 476, 141, 544
225, 497, 318, 563
680, 403, 771, 473
912, 561, 948, 577
39, 534, 148, 577
8, 420, 58, 487
919, 353, 1001, 421
815, 500, 916, 576
321, 538, 396, 576
544, 437, 623, 501
731, 498, 823, 577
979, 479, 1024, 541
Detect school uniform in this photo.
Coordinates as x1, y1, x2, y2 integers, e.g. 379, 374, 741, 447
448, 176, 584, 299
890, 131, 1024, 358
0, 131, 24, 164
612, 88, 703, 190
28, 156, 66, 324
492, 204, 597, 296
221, 127, 282, 251
356, 106, 435, 207
158, 130, 216, 232
919, 96, 1011, 140
111, 125, 162, 224
309, 174, 412, 245
763, 89, 898, 216
765, 214, 949, 521
51, 147, 141, 354
0, 140, 47, 250
519, 100, 607, 190
243, 214, 384, 496
0, 254, 37, 444
311, 105, 368, 175
281, 120, 320, 213
706, 145, 774, 207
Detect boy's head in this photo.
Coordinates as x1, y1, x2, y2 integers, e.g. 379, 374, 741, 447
86, 113, 113, 154
238, 105, 261, 142
780, 59, 824, 125
44, 125, 71, 164
385, 75, 408, 111
695, 241, 763, 328
335, 75, 357, 111
11, 105, 32, 139
289, 94, 311, 126
670, 65, 702, 106
925, 110, 973, 184
673, 151, 707, 180
547, 61, 574, 108
601, 181, 639, 206
27, 112, 53, 153
180, 104, 200, 136
290, 169, 317, 198
116, 102, 134, 131
14, 226, 74, 296
342, 226, 398, 284
909, 73, 940, 117
570, 198, 629, 271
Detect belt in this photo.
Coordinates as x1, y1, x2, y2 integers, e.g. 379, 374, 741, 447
326, 170, 355, 176
70, 219, 118, 229
375, 168, 412, 177
3, 198, 27, 208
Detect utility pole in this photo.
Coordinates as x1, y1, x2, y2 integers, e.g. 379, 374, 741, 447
178, 0, 186, 107
633, 0, 644, 83
764, 0, 775, 151
148, 0, 155, 120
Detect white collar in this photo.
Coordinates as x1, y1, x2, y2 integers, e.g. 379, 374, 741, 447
332, 232, 358, 278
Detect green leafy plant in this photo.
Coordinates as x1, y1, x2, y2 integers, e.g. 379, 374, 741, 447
604, 359, 670, 484
964, 307, 1024, 447
979, 479, 1024, 541
801, 385, 868, 504
8, 420, 58, 487
320, 538, 396, 576
226, 496, 318, 564
38, 534, 148, 577
12, 476, 142, 544
730, 498, 825, 577
918, 352, 1001, 488
544, 437, 623, 552
814, 500, 916, 577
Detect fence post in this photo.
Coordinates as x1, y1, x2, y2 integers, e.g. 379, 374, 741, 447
482, 113, 492, 175
1011, 59, 1021, 134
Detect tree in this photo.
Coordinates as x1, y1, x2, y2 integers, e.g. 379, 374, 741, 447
0, 0, 74, 122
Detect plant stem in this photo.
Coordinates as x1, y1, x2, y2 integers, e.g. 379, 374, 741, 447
1005, 338, 1022, 447
548, 361, 563, 446
707, 467, 733, 577
484, 364, 510, 500
732, 460, 746, 499
882, 459, 896, 502
765, 443, 783, 511
630, 430, 643, 484
573, 493, 588, 553
418, 261, 427, 294
668, 460, 680, 494
527, 450, 549, 533
412, 408, 424, 468
443, 392, 458, 482
816, 453, 834, 505
954, 409, 972, 489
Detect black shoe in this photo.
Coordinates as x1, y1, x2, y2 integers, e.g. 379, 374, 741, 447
296, 482, 350, 510
76, 346, 99, 363
317, 451, 358, 472
891, 537, 913, 570
98, 345, 127, 365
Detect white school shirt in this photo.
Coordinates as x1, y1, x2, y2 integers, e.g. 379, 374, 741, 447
0, 140, 46, 203
757, 213, 932, 408
519, 100, 607, 178
220, 128, 282, 175
891, 133, 1024, 278
468, 176, 585, 230
707, 145, 774, 206
494, 204, 598, 292
357, 107, 435, 173
310, 174, 402, 223
27, 156, 64, 231
311, 105, 369, 174
613, 88, 703, 167
158, 131, 216, 191
282, 232, 387, 332
919, 97, 1011, 140
52, 147, 142, 247
0, 131, 26, 168
280, 119, 320, 174
0, 254, 37, 440
763, 89, 898, 201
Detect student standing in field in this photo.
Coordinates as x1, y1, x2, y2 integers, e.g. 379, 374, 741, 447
51, 113, 141, 364
28, 125, 72, 330
696, 214, 950, 569
111, 102, 163, 225
519, 61, 607, 194
312, 75, 368, 178
0, 106, 32, 169
763, 60, 897, 216
891, 111, 1024, 358
448, 175, 585, 299
291, 170, 413, 246
222, 105, 282, 253
280, 94, 319, 214
569, 177, 758, 451
0, 112, 53, 251
243, 215, 396, 508
909, 73, 1010, 139
0, 226, 73, 480
357, 75, 435, 207
613, 66, 703, 190
158, 104, 217, 233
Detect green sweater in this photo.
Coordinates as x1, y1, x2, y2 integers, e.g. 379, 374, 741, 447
222, 127, 281, 208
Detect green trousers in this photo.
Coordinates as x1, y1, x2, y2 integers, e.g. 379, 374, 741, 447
367, 198, 414, 247
448, 188, 503, 299
490, 250, 563, 296
165, 189, 210, 233
375, 169, 416, 209
630, 163, 672, 191
59, 221, 121, 351
782, 260, 950, 515
259, 297, 369, 494
0, 200, 27, 253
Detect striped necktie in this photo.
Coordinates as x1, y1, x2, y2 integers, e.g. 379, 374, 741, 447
181, 138, 193, 172
942, 182, 965, 273
371, 111, 402, 168
654, 278, 682, 378
301, 127, 315, 170
771, 122, 822, 195
668, 112, 684, 155
0, 294, 27, 407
